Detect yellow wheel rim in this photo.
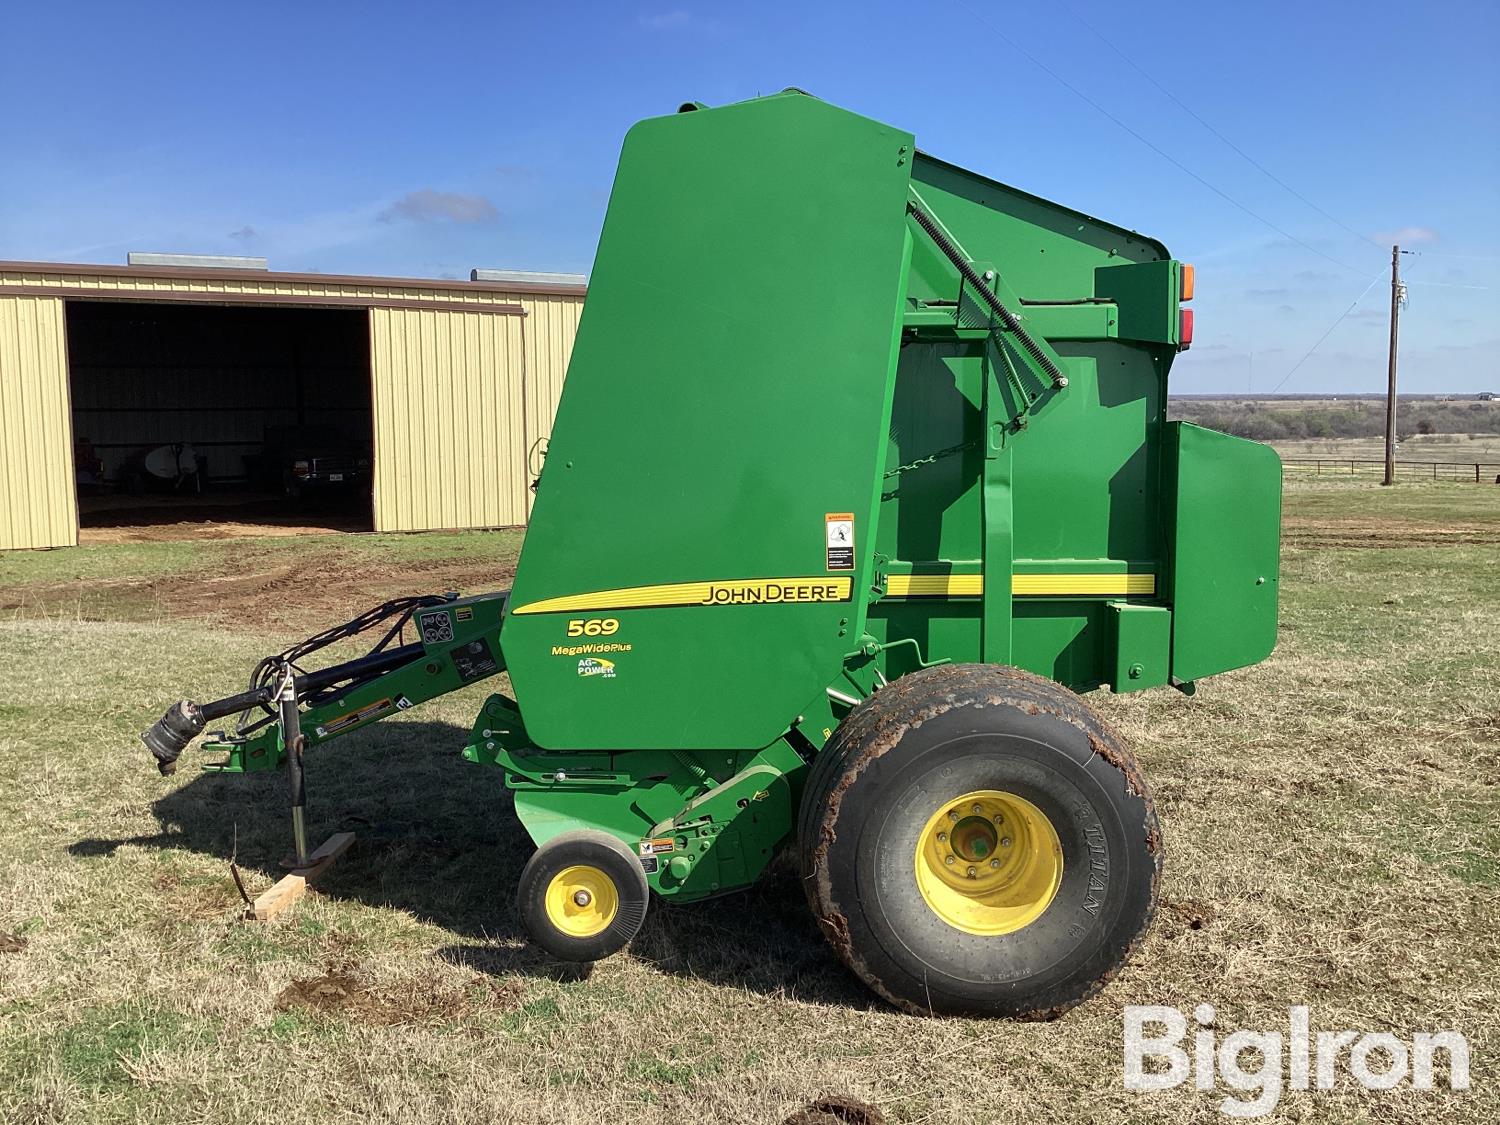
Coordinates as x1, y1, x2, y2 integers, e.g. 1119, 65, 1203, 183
543, 865, 619, 938
914, 789, 1063, 936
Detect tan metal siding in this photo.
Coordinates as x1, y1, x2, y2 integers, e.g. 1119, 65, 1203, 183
510, 292, 582, 515
370, 307, 529, 532
515, 293, 585, 445
0, 297, 76, 549
0, 265, 528, 313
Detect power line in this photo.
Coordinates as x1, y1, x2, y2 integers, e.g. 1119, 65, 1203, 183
1269, 271, 1386, 393
951, 0, 1376, 276
1058, 1, 1386, 253
1405, 279, 1491, 291
1411, 250, 1500, 262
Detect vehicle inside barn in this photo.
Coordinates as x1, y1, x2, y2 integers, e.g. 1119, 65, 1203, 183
65, 301, 375, 535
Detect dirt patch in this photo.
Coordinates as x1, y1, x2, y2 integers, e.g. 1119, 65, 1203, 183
277, 971, 395, 1024
77, 492, 369, 543
1161, 898, 1215, 935
0, 931, 26, 953
783, 1096, 886, 1125
158, 557, 515, 630
275, 968, 521, 1027
17, 547, 516, 635
1283, 515, 1500, 549
81, 520, 353, 545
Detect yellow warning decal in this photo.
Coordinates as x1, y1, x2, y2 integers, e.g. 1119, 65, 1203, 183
510, 576, 854, 616
885, 573, 1155, 598
314, 698, 393, 738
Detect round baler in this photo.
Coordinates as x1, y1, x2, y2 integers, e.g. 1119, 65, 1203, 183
141, 91, 1281, 1017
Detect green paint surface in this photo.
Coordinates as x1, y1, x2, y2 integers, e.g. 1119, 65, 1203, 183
504, 93, 916, 750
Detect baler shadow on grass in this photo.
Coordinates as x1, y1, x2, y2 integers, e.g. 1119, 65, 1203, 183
67, 718, 868, 1006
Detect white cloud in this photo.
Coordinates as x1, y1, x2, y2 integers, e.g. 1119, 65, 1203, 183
378, 189, 498, 224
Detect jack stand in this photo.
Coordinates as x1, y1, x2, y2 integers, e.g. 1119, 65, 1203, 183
245, 833, 356, 922
279, 665, 310, 868
245, 663, 355, 921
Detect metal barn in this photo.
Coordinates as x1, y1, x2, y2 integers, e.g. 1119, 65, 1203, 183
0, 261, 585, 549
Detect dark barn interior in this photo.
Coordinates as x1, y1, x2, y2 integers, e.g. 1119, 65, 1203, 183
65, 301, 374, 532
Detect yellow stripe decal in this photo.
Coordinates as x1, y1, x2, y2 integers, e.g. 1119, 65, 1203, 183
885, 573, 1155, 598
886, 574, 985, 597
510, 576, 854, 615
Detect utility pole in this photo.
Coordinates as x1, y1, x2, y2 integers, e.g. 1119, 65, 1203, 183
1383, 244, 1402, 486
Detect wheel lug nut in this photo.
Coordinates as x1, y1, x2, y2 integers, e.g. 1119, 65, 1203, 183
990, 858, 1000, 869
1001, 837, 1012, 848
966, 866, 977, 877
948, 810, 959, 822
994, 814, 1005, 825
972, 803, 982, 813
944, 855, 955, 866
572, 890, 592, 907
937, 832, 947, 842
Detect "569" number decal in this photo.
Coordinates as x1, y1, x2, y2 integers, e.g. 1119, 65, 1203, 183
566, 618, 620, 637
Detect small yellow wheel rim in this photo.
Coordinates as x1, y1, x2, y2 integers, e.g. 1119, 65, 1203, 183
914, 789, 1063, 936
543, 865, 619, 938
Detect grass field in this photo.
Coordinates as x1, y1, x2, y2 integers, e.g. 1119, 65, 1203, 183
1, 480, 1497, 1123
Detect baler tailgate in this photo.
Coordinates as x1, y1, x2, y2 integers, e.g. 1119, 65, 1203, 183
1167, 421, 1282, 681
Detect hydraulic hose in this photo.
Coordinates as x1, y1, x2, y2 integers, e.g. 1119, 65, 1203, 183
140, 642, 424, 775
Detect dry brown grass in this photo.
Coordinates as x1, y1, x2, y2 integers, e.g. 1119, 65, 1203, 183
0, 479, 1496, 1123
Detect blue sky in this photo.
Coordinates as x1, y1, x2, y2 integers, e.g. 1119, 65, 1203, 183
2, 1, 1496, 393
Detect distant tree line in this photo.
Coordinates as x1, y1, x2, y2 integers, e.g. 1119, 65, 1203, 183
1166, 399, 1499, 442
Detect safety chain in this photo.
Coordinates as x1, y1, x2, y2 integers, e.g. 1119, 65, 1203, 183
883, 439, 979, 479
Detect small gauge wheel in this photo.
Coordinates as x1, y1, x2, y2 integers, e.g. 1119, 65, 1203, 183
516, 830, 650, 961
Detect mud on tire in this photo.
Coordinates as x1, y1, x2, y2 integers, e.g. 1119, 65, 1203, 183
798, 663, 1161, 1018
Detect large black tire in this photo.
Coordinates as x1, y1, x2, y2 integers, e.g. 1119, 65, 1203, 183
517, 830, 650, 962
799, 664, 1161, 1018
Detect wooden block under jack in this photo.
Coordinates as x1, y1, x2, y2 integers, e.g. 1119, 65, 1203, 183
247, 832, 356, 922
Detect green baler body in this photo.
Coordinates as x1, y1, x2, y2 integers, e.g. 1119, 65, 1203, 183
504, 92, 1281, 746
206, 93, 1281, 905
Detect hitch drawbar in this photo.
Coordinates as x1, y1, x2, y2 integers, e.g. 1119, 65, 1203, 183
140, 644, 421, 775
140, 594, 505, 779
139, 592, 507, 922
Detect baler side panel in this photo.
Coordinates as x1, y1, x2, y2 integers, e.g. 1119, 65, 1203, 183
1166, 421, 1282, 681
504, 94, 915, 751
871, 155, 1178, 691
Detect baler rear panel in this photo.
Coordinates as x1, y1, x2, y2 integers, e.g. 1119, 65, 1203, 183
871, 152, 1186, 691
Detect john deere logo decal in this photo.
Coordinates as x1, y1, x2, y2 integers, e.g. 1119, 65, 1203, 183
510, 576, 854, 615
577, 657, 616, 679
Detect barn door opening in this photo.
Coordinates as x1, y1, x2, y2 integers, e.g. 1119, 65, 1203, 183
66, 301, 375, 541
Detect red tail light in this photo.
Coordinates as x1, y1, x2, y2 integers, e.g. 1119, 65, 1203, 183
1179, 308, 1194, 351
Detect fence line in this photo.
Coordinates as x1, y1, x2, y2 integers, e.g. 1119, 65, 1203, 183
1282, 457, 1500, 483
